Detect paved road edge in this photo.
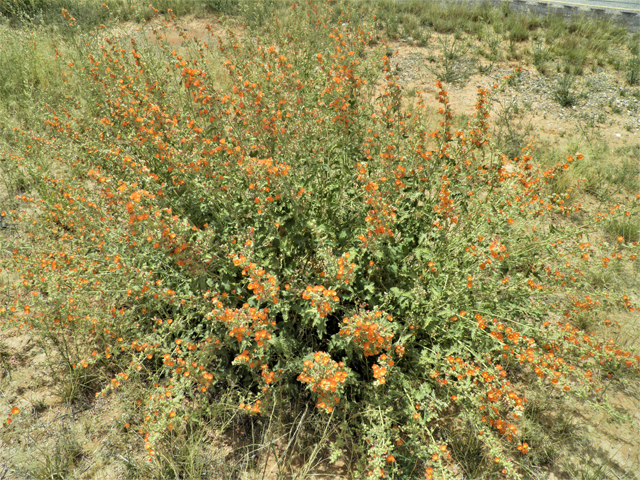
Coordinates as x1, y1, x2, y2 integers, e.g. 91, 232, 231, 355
424, 0, 640, 31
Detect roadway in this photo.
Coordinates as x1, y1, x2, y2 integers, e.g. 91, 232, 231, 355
535, 0, 639, 11
474, 0, 640, 29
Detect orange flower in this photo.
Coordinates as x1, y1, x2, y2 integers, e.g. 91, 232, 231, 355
10, 407, 20, 416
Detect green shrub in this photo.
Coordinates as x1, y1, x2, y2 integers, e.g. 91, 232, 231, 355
553, 73, 578, 107
0, 0, 48, 18
0, 0, 206, 27
626, 54, 640, 86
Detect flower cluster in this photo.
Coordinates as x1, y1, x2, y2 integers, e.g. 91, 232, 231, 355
339, 309, 394, 357
301, 285, 340, 319
233, 253, 280, 305
358, 177, 397, 246
297, 351, 350, 413
2, 407, 20, 428
372, 353, 394, 387
319, 250, 357, 285
210, 304, 274, 347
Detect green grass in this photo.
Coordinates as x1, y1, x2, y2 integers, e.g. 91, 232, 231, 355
0, 0, 214, 26
373, 0, 630, 77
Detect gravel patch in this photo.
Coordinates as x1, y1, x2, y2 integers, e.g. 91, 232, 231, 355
388, 42, 640, 140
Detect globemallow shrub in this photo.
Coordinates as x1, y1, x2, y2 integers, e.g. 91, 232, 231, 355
1, 1, 638, 478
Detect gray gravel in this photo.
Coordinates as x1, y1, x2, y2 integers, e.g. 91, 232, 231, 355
390, 49, 640, 131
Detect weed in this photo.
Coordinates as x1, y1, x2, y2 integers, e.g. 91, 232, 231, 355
429, 35, 474, 84
556, 36, 589, 72
30, 397, 49, 415
609, 55, 624, 71
205, 0, 238, 14
447, 423, 490, 479
626, 54, 640, 86
608, 98, 623, 115
0, 342, 11, 381
147, 422, 219, 479
35, 333, 102, 407
486, 30, 503, 61
494, 101, 533, 159
508, 23, 528, 44
58, 366, 101, 408
26, 423, 84, 479
532, 38, 550, 75
605, 218, 640, 243
524, 400, 544, 423
603, 156, 640, 195
572, 312, 597, 332
553, 73, 578, 107
0, 0, 210, 27
571, 463, 617, 480
630, 36, 640, 56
